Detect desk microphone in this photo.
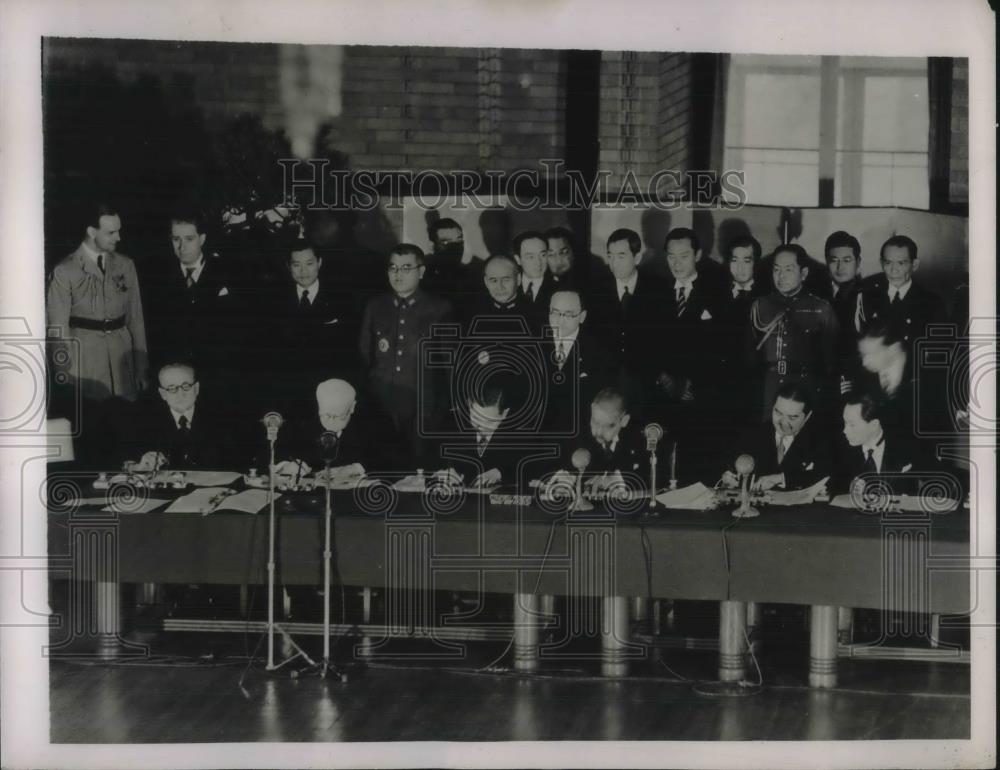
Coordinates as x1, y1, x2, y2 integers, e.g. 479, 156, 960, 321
318, 431, 340, 464
644, 423, 663, 510
733, 453, 759, 518
570, 448, 593, 512
262, 412, 284, 442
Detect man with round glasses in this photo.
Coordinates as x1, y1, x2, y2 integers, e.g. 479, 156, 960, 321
359, 244, 453, 463
120, 361, 233, 471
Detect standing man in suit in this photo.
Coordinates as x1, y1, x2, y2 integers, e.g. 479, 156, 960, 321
588, 228, 668, 420
545, 226, 580, 286
359, 244, 453, 463
539, 288, 611, 436
144, 210, 237, 388
270, 240, 361, 418
424, 218, 481, 313
514, 231, 556, 328
720, 381, 832, 492
657, 227, 727, 440
815, 230, 866, 393
47, 201, 149, 402
717, 235, 768, 429
748, 244, 839, 423
856, 235, 945, 347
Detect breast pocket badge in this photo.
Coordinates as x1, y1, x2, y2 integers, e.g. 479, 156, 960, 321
378, 337, 390, 353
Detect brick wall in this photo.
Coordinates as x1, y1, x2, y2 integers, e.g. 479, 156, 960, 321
598, 51, 691, 193
949, 58, 968, 205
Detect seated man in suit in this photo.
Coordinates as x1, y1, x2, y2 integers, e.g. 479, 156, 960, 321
271, 378, 401, 482
514, 230, 556, 328
543, 387, 664, 496
540, 288, 611, 436
120, 361, 237, 471
719, 381, 831, 492
428, 378, 521, 490
831, 390, 929, 496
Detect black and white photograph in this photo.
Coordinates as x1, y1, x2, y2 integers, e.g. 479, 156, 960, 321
0, 0, 995, 768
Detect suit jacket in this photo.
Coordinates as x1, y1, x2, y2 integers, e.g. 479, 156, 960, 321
423, 409, 525, 488
268, 280, 363, 416
142, 255, 239, 373
660, 266, 729, 391
723, 417, 832, 490
830, 432, 929, 496
587, 270, 669, 382
815, 278, 864, 381
857, 276, 945, 347
519, 273, 558, 328
538, 329, 615, 436
119, 396, 239, 470
46, 245, 148, 401
548, 423, 664, 491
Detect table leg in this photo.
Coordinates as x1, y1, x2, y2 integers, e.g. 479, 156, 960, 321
718, 600, 748, 682
930, 613, 941, 649
513, 592, 540, 672
746, 601, 762, 653
96, 579, 121, 659
359, 586, 373, 659
601, 595, 629, 677
809, 605, 838, 688
837, 606, 854, 645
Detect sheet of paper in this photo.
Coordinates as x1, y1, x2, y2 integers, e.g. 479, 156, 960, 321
393, 475, 426, 492
164, 487, 233, 514
214, 488, 275, 514
58, 497, 112, 509
767, 476, 830, 506
182, 470, 242, 487
655, 482, 717, 510
102, 498, 170, 514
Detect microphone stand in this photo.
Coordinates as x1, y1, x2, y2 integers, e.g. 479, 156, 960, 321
647, 447, 659, 516
265, 423, 316, 673
318, 456, 348, 681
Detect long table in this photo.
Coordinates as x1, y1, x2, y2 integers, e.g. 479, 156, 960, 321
47, 483, 971, 686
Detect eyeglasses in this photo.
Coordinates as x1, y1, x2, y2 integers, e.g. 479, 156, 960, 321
160, 381, 197, 394
387, 265, 421, 275
549, 309, 581, 320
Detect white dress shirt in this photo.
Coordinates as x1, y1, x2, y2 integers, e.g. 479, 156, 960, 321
180, 258, 206, 284
888, 280, 912, 302
522, 275, 544, 301
298, 280, 319, 304
860, 431, 886, 472
170, 406, 195, 430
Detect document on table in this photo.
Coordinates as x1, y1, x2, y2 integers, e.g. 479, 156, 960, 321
214, 488, 275, 514
767, 476, 830, 506
102, 498, 170, 514
655, 482, 718, 510
182, 470, 242, 487
164, 488, 235, 514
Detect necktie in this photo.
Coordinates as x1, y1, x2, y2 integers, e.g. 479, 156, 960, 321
601, 440, 612, 457
776, 436, 787, 465
620, 285, 631, 312
525, 282, 535, 302
178, 415, 189, 432
863, 447, 877, 474
97, 254, 105, 274
299, 289, 310, 310
555, 340, 566, 366
891, 291, 901, 306
676, 285, 687, 317
476, 433, 488, 457
185, 267, 196, 289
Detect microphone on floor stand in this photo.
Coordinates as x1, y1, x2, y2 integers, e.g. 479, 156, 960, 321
570, 448, 594, 512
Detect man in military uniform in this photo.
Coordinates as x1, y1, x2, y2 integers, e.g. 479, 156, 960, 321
748, 244, 838, 423
46, 202, 149, 402
856, 234, 945, 348
359, 244, 453, 462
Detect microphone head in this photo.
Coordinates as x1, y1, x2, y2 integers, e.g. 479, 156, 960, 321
734, 454, 755, 475
318, 431, 340, 461
571, 448, 591, 471
643, 422, 664, 442
262, 412, 284, 430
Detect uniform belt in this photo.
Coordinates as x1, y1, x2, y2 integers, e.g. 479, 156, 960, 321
68, 315, 126, 332
767, 361, 812, 376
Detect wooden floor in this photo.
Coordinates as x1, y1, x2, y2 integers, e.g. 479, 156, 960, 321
49, 629, 970, 742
